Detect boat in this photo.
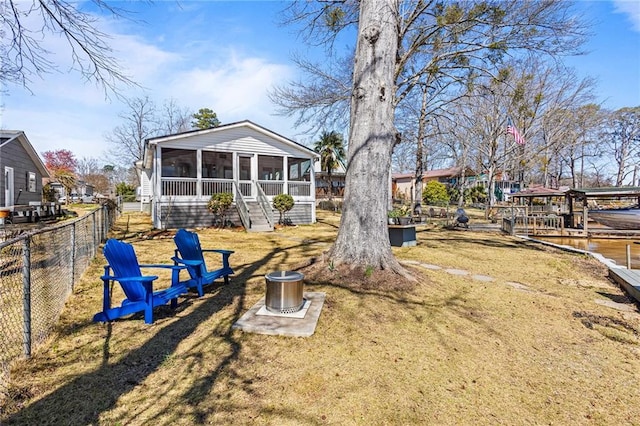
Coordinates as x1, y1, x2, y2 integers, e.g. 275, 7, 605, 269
588, 208, 640, 230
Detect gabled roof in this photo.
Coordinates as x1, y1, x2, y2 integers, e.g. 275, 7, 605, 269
568, 186, 640, 199
0, 131, 50, 178
393, 166, 472, 180
511, 186, 567, 198
144, 120, 319, 169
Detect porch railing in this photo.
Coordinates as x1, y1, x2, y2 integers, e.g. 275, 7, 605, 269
202, 179, 234, 196
162, 178, 197, 196
239, 182, 252, 198
257, 180, 284, 196
288, 181, 311, 197
160, 178, 312, 200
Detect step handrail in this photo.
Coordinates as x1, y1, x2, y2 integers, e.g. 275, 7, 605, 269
255, 182, 274, 230
232, 181, 251, 230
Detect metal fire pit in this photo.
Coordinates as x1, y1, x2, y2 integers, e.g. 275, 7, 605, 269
265, 271, 305, 314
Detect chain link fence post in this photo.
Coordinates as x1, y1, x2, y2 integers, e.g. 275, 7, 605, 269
70, 221, 76, 290
22, 236, 31, 358
92, 211, 97, 256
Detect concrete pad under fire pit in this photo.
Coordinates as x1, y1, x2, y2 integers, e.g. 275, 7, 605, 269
232, 292, 326, 337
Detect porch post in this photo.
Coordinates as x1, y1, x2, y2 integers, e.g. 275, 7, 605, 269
232, 152, 238, 201
283, 156, 289, 194
197, 149, 202, 199
311, 158, 317, 223
154, 145, 162, 228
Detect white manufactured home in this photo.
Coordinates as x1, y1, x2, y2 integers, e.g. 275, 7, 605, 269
139, 120, 319, 231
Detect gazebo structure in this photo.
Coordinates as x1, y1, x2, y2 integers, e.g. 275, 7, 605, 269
510, 186, 568, 215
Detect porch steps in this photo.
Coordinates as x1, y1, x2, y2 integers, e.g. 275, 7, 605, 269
244, 202, 273, 232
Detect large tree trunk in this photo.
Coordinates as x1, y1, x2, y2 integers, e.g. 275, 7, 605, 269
328, 0, 406, 275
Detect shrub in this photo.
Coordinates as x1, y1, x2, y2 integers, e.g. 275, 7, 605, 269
207, 192, 234, 227
422, 181, 449, 205
42, 183, 57, 202
115, 182, 137, 202
466, 185, 487, 204
273, 194, 295, 225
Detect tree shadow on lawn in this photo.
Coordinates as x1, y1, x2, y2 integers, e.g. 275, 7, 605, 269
1, 243, 310, 425
4, 234, 506, 425
416, 229, 559, 252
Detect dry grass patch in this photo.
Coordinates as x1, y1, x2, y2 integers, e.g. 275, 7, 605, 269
2, 210, 640, 425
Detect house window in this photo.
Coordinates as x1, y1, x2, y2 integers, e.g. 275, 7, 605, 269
27, 172, 37, 192
258, 155, 283, 180
202, 151, 233, 179
288, 158, 311, 181
161, 148, 197, 178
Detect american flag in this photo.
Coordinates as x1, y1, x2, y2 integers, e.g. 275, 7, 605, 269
506, 119, 525, 145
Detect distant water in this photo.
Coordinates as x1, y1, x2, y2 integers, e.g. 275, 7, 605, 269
535, 236, 640, 269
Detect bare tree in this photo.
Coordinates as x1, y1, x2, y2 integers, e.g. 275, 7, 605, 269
275, 1, 588, 135
269, 53, 353, 134
603, 107, 640, 186
1, 0, 135, 94
76, 157, 101, 178
554, 104, 602, 188
278, 0, 589, 277
76, 157, 114, 194
160, 99, 192, 135
106, 96, 159, 169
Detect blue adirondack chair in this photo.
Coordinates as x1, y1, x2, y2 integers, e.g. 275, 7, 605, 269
172, 228, 234, 297
93, 238, 189, 324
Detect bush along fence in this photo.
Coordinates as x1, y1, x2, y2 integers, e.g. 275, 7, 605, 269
0, 204, 119, 396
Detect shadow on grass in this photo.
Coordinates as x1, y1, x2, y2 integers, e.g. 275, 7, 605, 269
416, 229, 559, 252
2, 245, 280, 425
3, 226, 508, 425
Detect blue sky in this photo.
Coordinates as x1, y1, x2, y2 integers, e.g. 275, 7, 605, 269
1, 0, 639, 162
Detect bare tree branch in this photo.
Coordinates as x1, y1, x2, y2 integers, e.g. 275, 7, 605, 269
1, 0, 138, 96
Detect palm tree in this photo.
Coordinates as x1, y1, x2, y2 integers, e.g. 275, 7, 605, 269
313, 131, 346, 200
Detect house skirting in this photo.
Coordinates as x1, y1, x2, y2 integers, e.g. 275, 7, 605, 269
154, 200, 315, 229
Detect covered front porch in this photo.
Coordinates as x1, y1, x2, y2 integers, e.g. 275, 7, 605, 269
143, 121, 319, 230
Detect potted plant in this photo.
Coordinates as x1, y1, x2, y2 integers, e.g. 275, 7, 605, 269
387, 209, 400, 225
397, 204, 412, 225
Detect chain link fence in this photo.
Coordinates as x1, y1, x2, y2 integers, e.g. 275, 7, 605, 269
0, 204, 118, 396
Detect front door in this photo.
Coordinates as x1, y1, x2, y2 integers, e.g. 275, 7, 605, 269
4, 167, 14, 207
238, 155, 253, 198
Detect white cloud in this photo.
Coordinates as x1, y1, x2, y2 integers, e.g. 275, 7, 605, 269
612, 0, 640, 31
1, 3, 304, 161
159, 49, 296, 130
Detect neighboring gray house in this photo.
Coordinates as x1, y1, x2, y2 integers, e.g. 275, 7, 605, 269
140, 120, 319, 231
0, 131, 50, 207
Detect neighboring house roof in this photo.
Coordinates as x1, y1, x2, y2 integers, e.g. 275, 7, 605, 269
392, 166, 470, 181
511, 186, 568, 198
143, 120, 319, 169
314, 156, 347, 174
0, 130, 50, 178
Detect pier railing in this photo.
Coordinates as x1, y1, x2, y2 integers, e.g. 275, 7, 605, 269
502, 214, 565, 236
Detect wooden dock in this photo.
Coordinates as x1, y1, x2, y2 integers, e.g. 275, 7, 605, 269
609, 268, 640, 303
502, 216, 640, 238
